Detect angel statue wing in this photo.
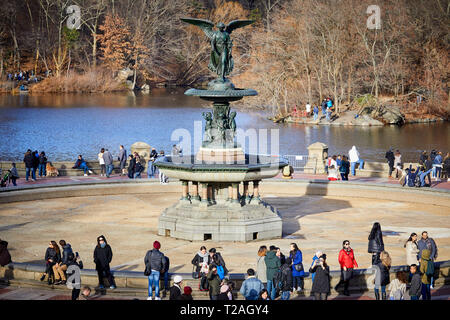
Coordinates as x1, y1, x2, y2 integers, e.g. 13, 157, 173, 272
225, 20, 255, 34
180, 18, 215, 39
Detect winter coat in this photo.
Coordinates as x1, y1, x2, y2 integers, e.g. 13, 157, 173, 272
61, 244, 73, 265
118, 149, 127, 168
0, 240, 12, 266
388, 278, 406, 300
179, 294, 193, 301
265, 251, 281, 282
289, 250, 305, 277
161, 256, 170, 274
419, 249, 432, 284
192, 251, 209, 273
103, 151, 113, 166
348, 146, 360, 163
169, 284, 182, 300
338, 248, 358, 269
239, 276, 264, 300
409, 272, 422, 297
418, 238, 437, 261
93, 236, 112, 270
339, 160, 350, 174
39, 154, 47, 165
256, 255, 267, 283
207, 272, 222, 296
310, 256, 319, 282
144, 249, 166, 272
374, 262, 390, 287
310, 264, 330, 294
45, 247, 61, 264
9, 167, 19, 179
385, 150, 395, 165
368, 229, 384, 254
128, 157, 136, 174
280, 263, 293, 292
23, 153, 34, 168
32, 153, 39, 169
405, 241, 419, 266
207, 252, 228, 275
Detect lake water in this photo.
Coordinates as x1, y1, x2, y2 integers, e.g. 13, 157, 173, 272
0, 89, 448, 162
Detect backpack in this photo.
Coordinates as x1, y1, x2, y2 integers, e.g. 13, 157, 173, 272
217, 265, 225, 280
425, 260, 434, 277
273, 269, 283, 292
392, 288, 403, 300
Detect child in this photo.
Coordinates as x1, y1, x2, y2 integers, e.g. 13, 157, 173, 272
327, 165, 338, 181
9, 163, 19, 186
387, 271, 407, 300
409, 264, 421, 300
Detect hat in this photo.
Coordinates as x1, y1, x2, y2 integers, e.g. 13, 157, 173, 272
320, 254, 327, 260
184, 286, 192, 295
174, 275, 183, 283
220, 285, 229, 293
153, 241, 161, 250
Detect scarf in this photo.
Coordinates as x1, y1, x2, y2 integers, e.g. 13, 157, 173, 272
197, 251, 208, 266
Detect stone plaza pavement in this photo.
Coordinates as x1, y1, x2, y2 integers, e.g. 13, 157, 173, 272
0, 172, 449, 274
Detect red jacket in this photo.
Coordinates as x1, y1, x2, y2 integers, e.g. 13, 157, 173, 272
338, 248, 358, 269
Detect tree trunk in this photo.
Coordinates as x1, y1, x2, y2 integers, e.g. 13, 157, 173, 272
92, 33, 97, 68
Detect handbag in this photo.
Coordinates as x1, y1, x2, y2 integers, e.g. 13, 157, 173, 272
294, 263, 304, 272
144, 266, 150, 276
192, 265, 200, 279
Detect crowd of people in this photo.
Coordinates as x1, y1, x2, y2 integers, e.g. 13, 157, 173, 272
291, 97, 334, 122
325, 145, 365, 181
0, 222, 439, 301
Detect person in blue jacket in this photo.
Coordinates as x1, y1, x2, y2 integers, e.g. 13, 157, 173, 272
289, 243, 304, 292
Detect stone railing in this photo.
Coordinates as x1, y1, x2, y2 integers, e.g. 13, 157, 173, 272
1, 260, 449, 295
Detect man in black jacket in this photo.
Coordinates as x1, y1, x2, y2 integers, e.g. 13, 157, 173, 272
23, 149, 36, 181
409, 264, 421, 300
169, 275, 183, 300
93, 235, 116, 289
278, 257, 293, 300
385, 148, 395, 178
144, 240, 166, 300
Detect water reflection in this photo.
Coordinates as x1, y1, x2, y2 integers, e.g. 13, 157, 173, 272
0, 90, 448, 162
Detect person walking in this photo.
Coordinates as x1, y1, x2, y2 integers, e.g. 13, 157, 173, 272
192, 246, 209, 292
103, 149, 114, 178
409, 264, 421, 300
335, 240, 358, 296
169, 275, 183, 300
385, 148, 395, 178
93, 235, 116, 290
387, 271, 407, 300
404, 233, 419, 266
158, 150, 168, 184
433, 151, 443, 182
239, 268, 264, 300
9, 163, 19, 186
256, 246, 268, 288
309, 254, 330, 300
265, 246, 281, 300
417, 231, 438, 288
278, 257, 293, 300
321, 99, 327, 116
313, 105, 319, 121
98, 148, 106, 177
339, 155, 350, 181
23, 149, 36, 181
144, 240, 166, 300
38, 151, 47, 178
419, 249, 433, 300
289, 243, 304, 292
349, 146, 364, 176
368, 222, 384, 265
373, 251, 391, 300
118, 145, 127, 176
207, 265, 222, 300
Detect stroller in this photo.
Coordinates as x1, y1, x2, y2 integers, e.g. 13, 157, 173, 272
0, 169, 11, 187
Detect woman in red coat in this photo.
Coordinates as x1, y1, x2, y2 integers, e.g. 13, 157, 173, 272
334, 240, 358, 296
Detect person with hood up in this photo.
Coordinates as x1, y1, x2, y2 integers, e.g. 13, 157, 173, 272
265, 245, 281, 300
420, 249, 433, 300
144, 240, 166, 300
348, 146, 364, 176
418, 231, 438, 289
368, 222, 384, 265
93, 235, 115, 289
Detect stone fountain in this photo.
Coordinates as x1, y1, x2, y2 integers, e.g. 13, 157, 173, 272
154, 18, 288, 242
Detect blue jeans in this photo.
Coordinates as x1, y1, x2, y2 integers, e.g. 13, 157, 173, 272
326, 111, 331, 121
149, 163, 157, 177
148, 270, 160, 298
106, 164, 113, 177
38, 163, 46, 177
26, 167, 36, 180
420, 169, 433, 186
410, 295, 419, 300
350, 160, 364, 176
266, 280, 276, 300
313, 113, 318, 120
80, 163, 89, 174
293, 276, 304, 290
134, 171, 141, 179
421, 283, 431, 300
160, 272, 169, 290
281, 291, 290, 300
374, 285, 386, 296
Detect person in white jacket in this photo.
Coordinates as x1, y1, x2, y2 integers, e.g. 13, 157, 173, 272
388, 271, 407, 300
348, 145, 364, 176
404, 233, 419, 266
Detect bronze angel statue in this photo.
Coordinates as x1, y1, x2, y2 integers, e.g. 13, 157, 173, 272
181, 18, 254, 81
